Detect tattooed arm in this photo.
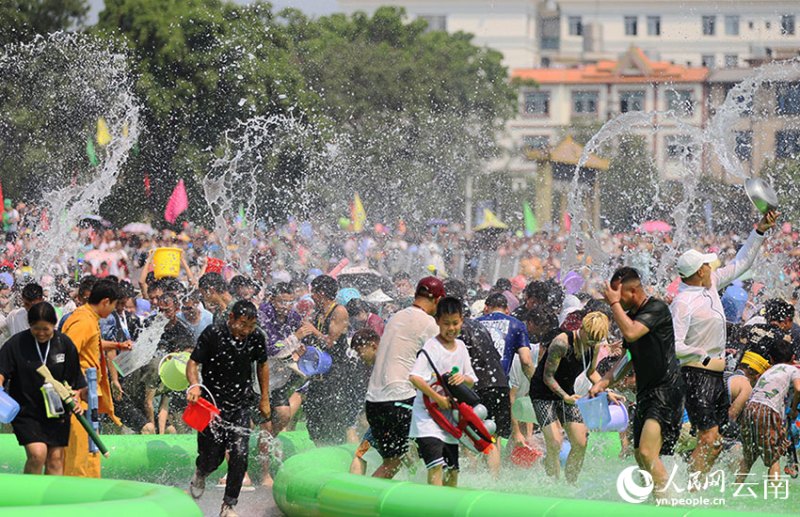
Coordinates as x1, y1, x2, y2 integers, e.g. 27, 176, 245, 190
543, 334, 578, 404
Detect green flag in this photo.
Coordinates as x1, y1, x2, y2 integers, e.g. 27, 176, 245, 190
523, 202, 538, 236
86, 136, 99, 166
238, 203, 246, 228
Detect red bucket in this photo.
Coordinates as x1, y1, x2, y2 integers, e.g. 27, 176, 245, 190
182, 397, 220, 432
510, 445, 542, 468
205, 257, 225, 274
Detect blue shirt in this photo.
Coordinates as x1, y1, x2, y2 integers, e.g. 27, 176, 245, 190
476, 312, 530, 375
177, 309, 214, 343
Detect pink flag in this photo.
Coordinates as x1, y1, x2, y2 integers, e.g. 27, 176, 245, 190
164, 179, 188, 223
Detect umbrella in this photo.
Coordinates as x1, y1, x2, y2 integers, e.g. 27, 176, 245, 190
364, 289, 393, 303
338, 265, 388, 294
79, 215, 111, 228
638, 220, 672, 233
122, 222, 155, 234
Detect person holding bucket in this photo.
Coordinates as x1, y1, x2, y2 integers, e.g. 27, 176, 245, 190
186, 300, 269, 517
590, 267, 685, 497
0, 302, 86, 475
528, 311, 609, 483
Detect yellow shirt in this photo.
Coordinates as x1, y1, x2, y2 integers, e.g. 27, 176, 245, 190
62, 304, 120, 425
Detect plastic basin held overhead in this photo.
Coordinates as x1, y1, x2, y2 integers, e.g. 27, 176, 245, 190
745, 178, 778, 215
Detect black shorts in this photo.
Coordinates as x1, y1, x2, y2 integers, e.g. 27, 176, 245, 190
416, 437, 459, 471
531, 398, 583, 427
12, 415, 70, 447
271, 380, 298, 409
634, 381, 685, 455
476, 387, 511, 439
682, 366, 727, 432
365, 398, 414, 459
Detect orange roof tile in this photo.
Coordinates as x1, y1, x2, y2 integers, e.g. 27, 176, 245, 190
513, 47, 708, 84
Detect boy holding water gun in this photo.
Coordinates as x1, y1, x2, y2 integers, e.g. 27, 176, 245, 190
409, 296, 476, 487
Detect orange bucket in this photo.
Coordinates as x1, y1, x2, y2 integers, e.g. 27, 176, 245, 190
182, 397, 220, 432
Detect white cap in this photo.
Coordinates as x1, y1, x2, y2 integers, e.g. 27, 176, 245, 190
676, 249, 718, 278
557, 294, 586, 326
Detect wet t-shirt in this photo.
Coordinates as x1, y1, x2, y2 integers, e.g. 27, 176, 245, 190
750, 363, 800, 415
476, 312, 531, 375
0, 330, 86, 421
190, 323, 267, 413
625, 298, 680, 395
459, 318, 508, 389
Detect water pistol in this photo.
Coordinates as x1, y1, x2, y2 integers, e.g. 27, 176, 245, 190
36, 365, 109, 458
85, 368, 100, 454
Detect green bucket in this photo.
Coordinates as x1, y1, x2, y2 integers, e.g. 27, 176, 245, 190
512, 396, 537, 423
158, 352, 190, 391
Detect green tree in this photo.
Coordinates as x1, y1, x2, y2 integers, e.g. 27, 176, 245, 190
0, 0, 89, 46
283, 7, 517, 224
600, 135, 661, 232
95, 0, 319, 224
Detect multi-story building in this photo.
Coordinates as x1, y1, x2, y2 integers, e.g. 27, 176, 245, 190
340, 1, 800, 69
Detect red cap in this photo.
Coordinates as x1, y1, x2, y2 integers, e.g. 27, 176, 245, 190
416, 276, 446, 299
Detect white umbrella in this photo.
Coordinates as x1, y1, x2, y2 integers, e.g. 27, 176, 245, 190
364, 289, 393, 303
122, 222, 155, 234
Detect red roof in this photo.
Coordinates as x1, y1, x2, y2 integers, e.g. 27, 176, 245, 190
513, 47, 708, 84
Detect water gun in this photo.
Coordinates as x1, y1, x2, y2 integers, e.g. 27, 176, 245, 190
86, 368, 100, 454
36, 365, 109, 457
418, 351, 496, 454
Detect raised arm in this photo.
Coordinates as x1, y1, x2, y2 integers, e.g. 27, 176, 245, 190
714, 210, 777, 289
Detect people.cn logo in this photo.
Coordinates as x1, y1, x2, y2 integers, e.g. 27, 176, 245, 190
616, 466, 654, 504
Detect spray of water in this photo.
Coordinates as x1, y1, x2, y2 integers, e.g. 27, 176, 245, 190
0, 33, 140, 280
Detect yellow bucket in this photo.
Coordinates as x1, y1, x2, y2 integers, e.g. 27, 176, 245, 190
158, 352, 190, 391
153, 247, 182, 279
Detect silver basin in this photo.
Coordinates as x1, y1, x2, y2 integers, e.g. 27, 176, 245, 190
745, 178, 778, 214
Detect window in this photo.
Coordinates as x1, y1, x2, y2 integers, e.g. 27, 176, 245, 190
568, 16, 583, 36
748, 21, 754, 30
522, 135, 550, 154
776, 83, 800, 115
419, 15, 446, 32
702, 55, 716, 69
735, 131, 753, 160
725, 15, 740, 35
776, 130, 800, 159
666, 90, 694, 116
572, 91, 599, 114
725, 54, 738, 68
782, 14, 795, 35
647, 16, 661, 36
666, 135, 697, 161
524, 91, 550, 115
724, 84, 753, 116
619, 90, 645, 112
702, 15, 716, 35
625, 16, 638, 36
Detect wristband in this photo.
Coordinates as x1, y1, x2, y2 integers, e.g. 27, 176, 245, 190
611, 301, 621, 307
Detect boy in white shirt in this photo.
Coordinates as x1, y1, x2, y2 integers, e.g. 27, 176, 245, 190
409, 297, 476, 487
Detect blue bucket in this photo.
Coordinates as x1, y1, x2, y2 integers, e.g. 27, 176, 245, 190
298, 346, 332, 376
575, 392, 610, 431
0, 386, 20, 424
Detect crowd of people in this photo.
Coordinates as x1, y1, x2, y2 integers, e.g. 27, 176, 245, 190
2, 199, 800, 516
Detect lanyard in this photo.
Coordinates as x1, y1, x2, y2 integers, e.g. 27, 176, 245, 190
35, 338, 52, 366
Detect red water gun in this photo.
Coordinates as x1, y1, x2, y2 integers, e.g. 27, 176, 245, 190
418, 350, 496, 454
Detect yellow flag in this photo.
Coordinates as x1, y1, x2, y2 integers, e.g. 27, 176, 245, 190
473, 208, 509, 231
351, 193, 367, 233
96, 117, 112, 146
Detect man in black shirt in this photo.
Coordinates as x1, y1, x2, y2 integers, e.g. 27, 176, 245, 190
590, 267, 684, 497
186, 300, 269, 517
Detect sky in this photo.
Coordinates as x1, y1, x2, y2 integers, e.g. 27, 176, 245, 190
86, 0, 341, 25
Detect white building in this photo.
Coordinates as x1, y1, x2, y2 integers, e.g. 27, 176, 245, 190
339, 1, 800, 69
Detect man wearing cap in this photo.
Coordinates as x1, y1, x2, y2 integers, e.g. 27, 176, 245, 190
365, 276, 444, 479
671, 209, 777, 479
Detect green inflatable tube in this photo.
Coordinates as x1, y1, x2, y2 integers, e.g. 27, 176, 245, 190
0, 473, 200, 516
0, 430, 314, 483
273, 437, 785, 517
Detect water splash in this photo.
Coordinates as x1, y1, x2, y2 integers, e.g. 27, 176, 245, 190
0, 33, 140, 280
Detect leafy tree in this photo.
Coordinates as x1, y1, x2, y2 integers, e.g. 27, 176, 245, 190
95, 0, 319, 224
599, 135, 660, 232
0, 0, 89, 46
283, 7, 517, 224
